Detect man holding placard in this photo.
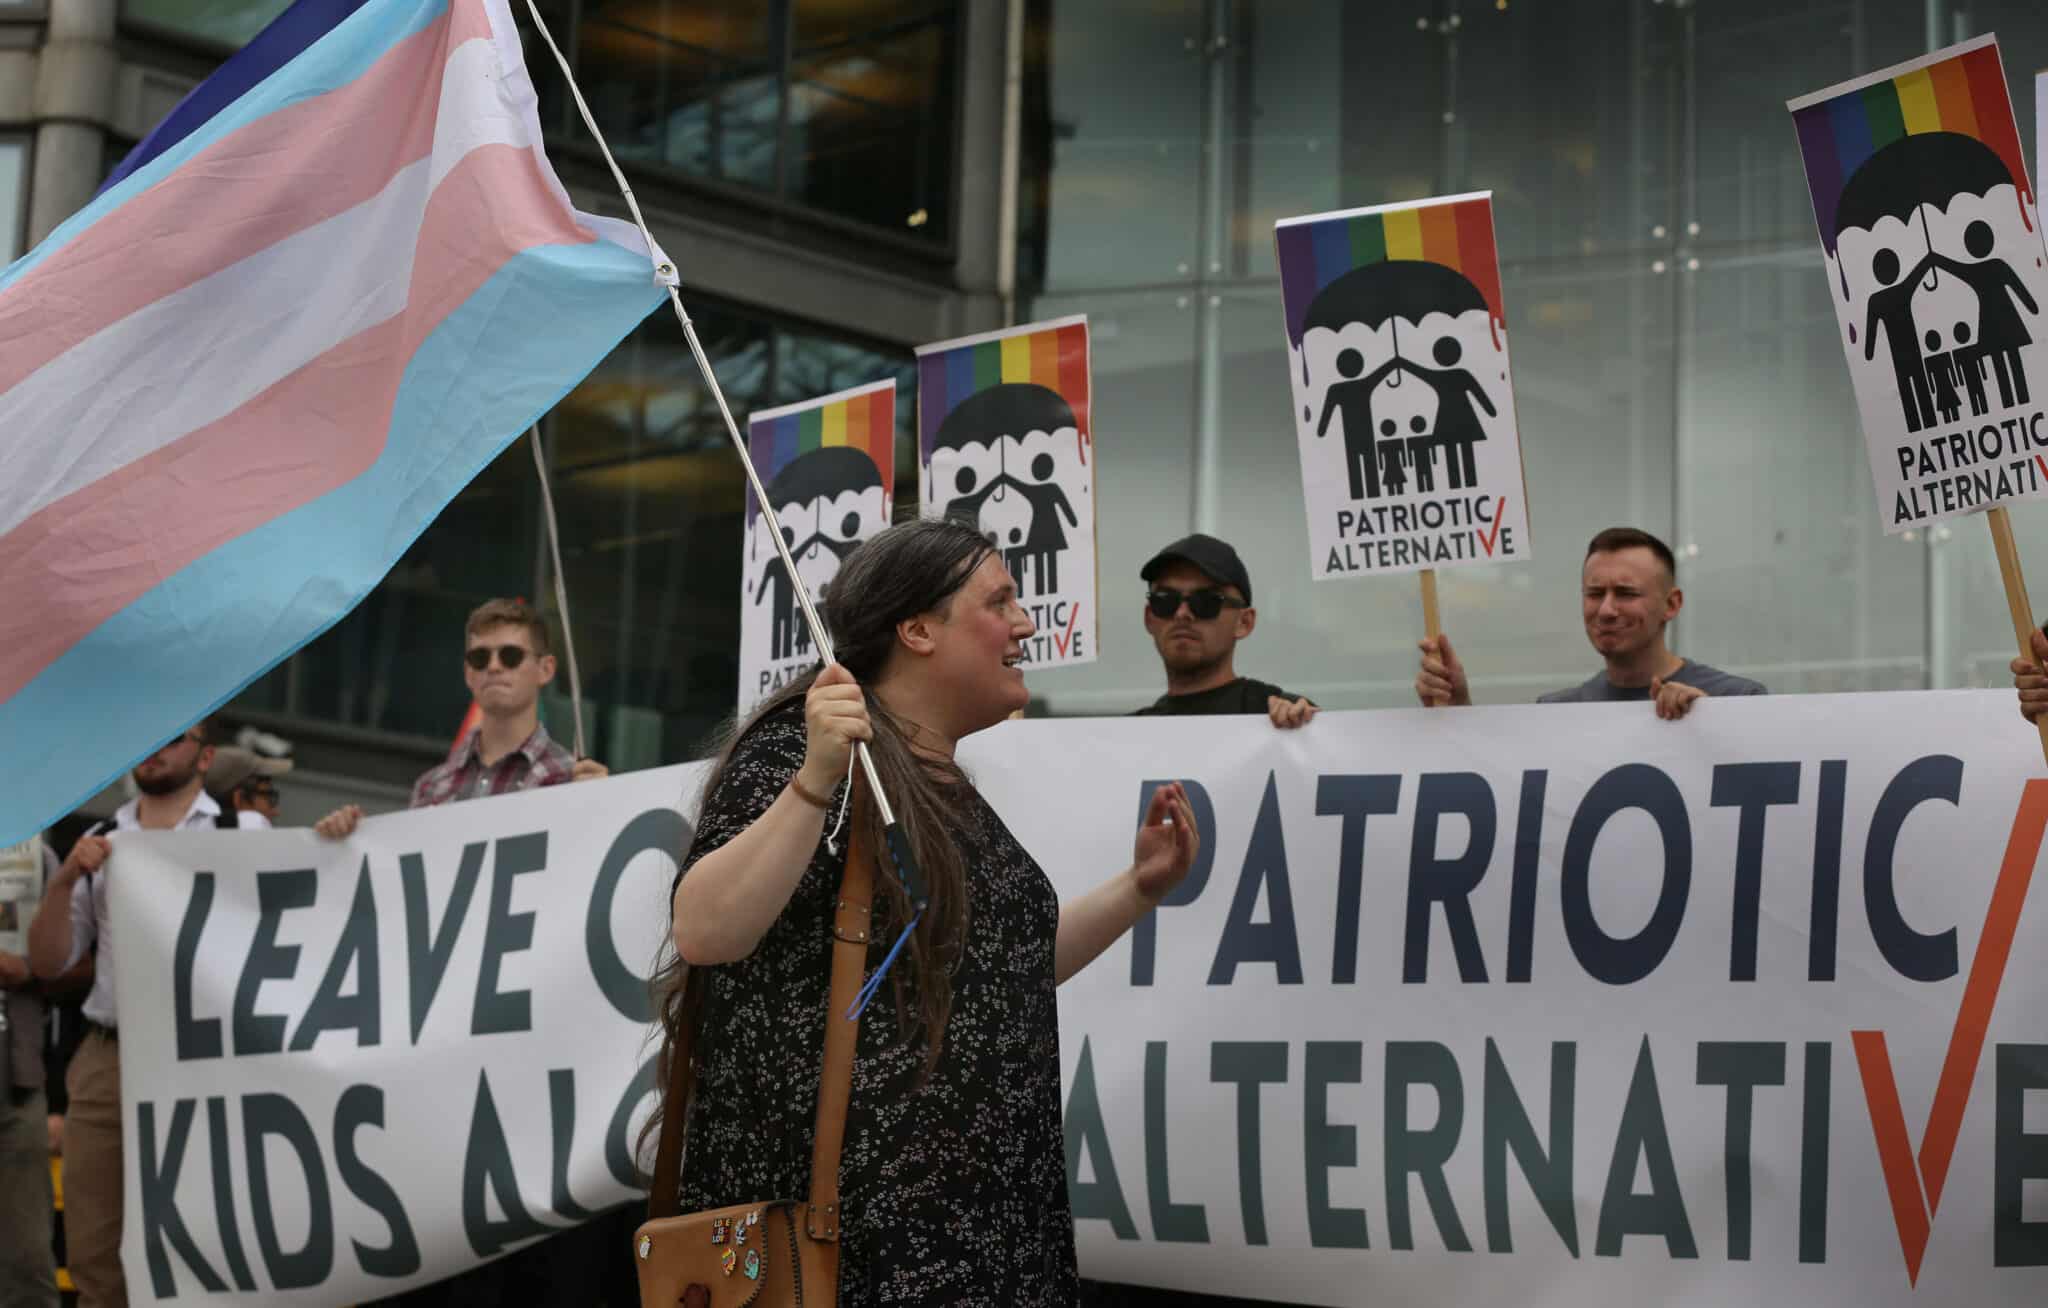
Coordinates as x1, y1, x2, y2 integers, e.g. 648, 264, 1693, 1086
1131, 534, 1317, 729
1416, 527, 1764, 718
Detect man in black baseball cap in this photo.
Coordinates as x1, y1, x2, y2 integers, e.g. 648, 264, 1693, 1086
1132, 533, 1317, 727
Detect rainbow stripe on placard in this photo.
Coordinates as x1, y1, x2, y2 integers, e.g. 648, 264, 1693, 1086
745, 380, 897, 522
915, 316, 1091, 460
1791, 37, 2031, 255
1275, 195, 1504, 344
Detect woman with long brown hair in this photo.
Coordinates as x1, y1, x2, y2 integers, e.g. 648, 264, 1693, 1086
652, 517, 1196, 1305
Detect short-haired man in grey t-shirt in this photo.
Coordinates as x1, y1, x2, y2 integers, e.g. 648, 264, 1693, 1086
1415, 526, 1765, 719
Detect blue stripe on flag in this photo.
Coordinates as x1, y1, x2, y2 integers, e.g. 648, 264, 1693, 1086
0, 0, 449, 296
0, 239, 661, 846
100, 0, 379, 196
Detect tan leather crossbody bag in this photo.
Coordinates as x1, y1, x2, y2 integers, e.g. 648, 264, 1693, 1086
634, 807, 874, 1308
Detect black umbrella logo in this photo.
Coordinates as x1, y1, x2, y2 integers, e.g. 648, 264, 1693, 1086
1834, 132, 2042, 432
930, 383, 1083, 596
752, 446, 884, 662
1302, 261, 1500, 502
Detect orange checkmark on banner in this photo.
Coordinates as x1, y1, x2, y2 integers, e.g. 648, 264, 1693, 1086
1853, 777, 2048, 1285
1478, 497, 1508, 557
1053, 600, 1082, 659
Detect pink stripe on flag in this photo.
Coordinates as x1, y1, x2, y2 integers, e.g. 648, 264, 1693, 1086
0, 143, 594, 703
0, 0, 493, 396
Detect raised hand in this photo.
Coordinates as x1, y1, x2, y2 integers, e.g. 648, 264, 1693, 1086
1132, 782, 1199, 905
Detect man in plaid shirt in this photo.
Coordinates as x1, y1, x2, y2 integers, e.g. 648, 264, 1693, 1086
312, 598, 620, 1306
316, 597, 605, 837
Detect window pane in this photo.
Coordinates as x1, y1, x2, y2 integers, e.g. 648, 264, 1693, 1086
237, 438, 543, 738
239, 299, 913, 757
1035, 0, 1205, 290
0, 140, 25, 262
123, 0, 293, 46
788, 1, 955, 238
578, 0, 781, 187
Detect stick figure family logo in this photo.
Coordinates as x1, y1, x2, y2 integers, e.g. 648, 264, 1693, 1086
738, 380, 897, 709
1275, 194, 1534, 580
1791, 35, 2048, 531
916, 317, 1099, 668
1308, 262, 1496, 501
1854, 779, 2044, 1286
932, 385, 1082, 595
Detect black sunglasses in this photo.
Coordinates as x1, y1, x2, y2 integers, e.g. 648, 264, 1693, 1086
464, 644, 531, 671
1146, 587, 1246, 621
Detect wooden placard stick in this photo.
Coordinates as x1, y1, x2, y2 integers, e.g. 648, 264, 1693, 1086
1985, 506, 2048, 766
1420, 567, 1442, 642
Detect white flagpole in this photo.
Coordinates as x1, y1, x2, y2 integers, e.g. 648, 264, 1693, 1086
528, 427, 586, 759
516, 0, 918, 889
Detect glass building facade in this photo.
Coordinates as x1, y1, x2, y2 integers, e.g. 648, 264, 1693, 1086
23, 0, 2048, 801
1019, 0, 2048, 716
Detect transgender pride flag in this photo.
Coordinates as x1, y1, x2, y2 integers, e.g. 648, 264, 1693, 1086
0, 0, 668, 845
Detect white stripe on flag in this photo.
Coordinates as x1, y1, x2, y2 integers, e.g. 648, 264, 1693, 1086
0, 37, 529, 538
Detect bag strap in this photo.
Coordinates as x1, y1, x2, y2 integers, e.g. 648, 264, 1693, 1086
803, 783, 874, 1243
646, 778, 875, 1226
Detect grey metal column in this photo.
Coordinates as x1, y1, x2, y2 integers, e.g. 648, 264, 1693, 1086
1922, 0, 1953, 687
1671, 0, 1698, 567
27, 0, 117, 246
1188, 0, 1232, 534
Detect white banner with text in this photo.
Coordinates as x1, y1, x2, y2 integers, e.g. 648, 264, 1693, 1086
110, 762, 708, 1306
108, 694, 2048, 1305
965, 691, 2048, 1306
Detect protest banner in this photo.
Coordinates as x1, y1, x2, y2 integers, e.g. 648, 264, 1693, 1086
1790, 35, 2048, 763
108, 695, 2048, 1305
1273, 192, 1534, 634
916, 315, 1098, 667
739, 380, 898, 710
109, 761, 708, 1306
960, 693, 2048, 1306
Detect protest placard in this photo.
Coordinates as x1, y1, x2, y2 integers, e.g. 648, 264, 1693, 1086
1791, 35, 2048, 764
739, 380, 898, 710
916, 316, 1097, 667
1275, 192, 1533, 627
1790, 35, 2048, 533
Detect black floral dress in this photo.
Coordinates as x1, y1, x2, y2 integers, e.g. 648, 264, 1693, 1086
676, 703, 1079, 1307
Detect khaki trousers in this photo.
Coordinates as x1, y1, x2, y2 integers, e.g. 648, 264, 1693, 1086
64, 1032, 124, 1308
